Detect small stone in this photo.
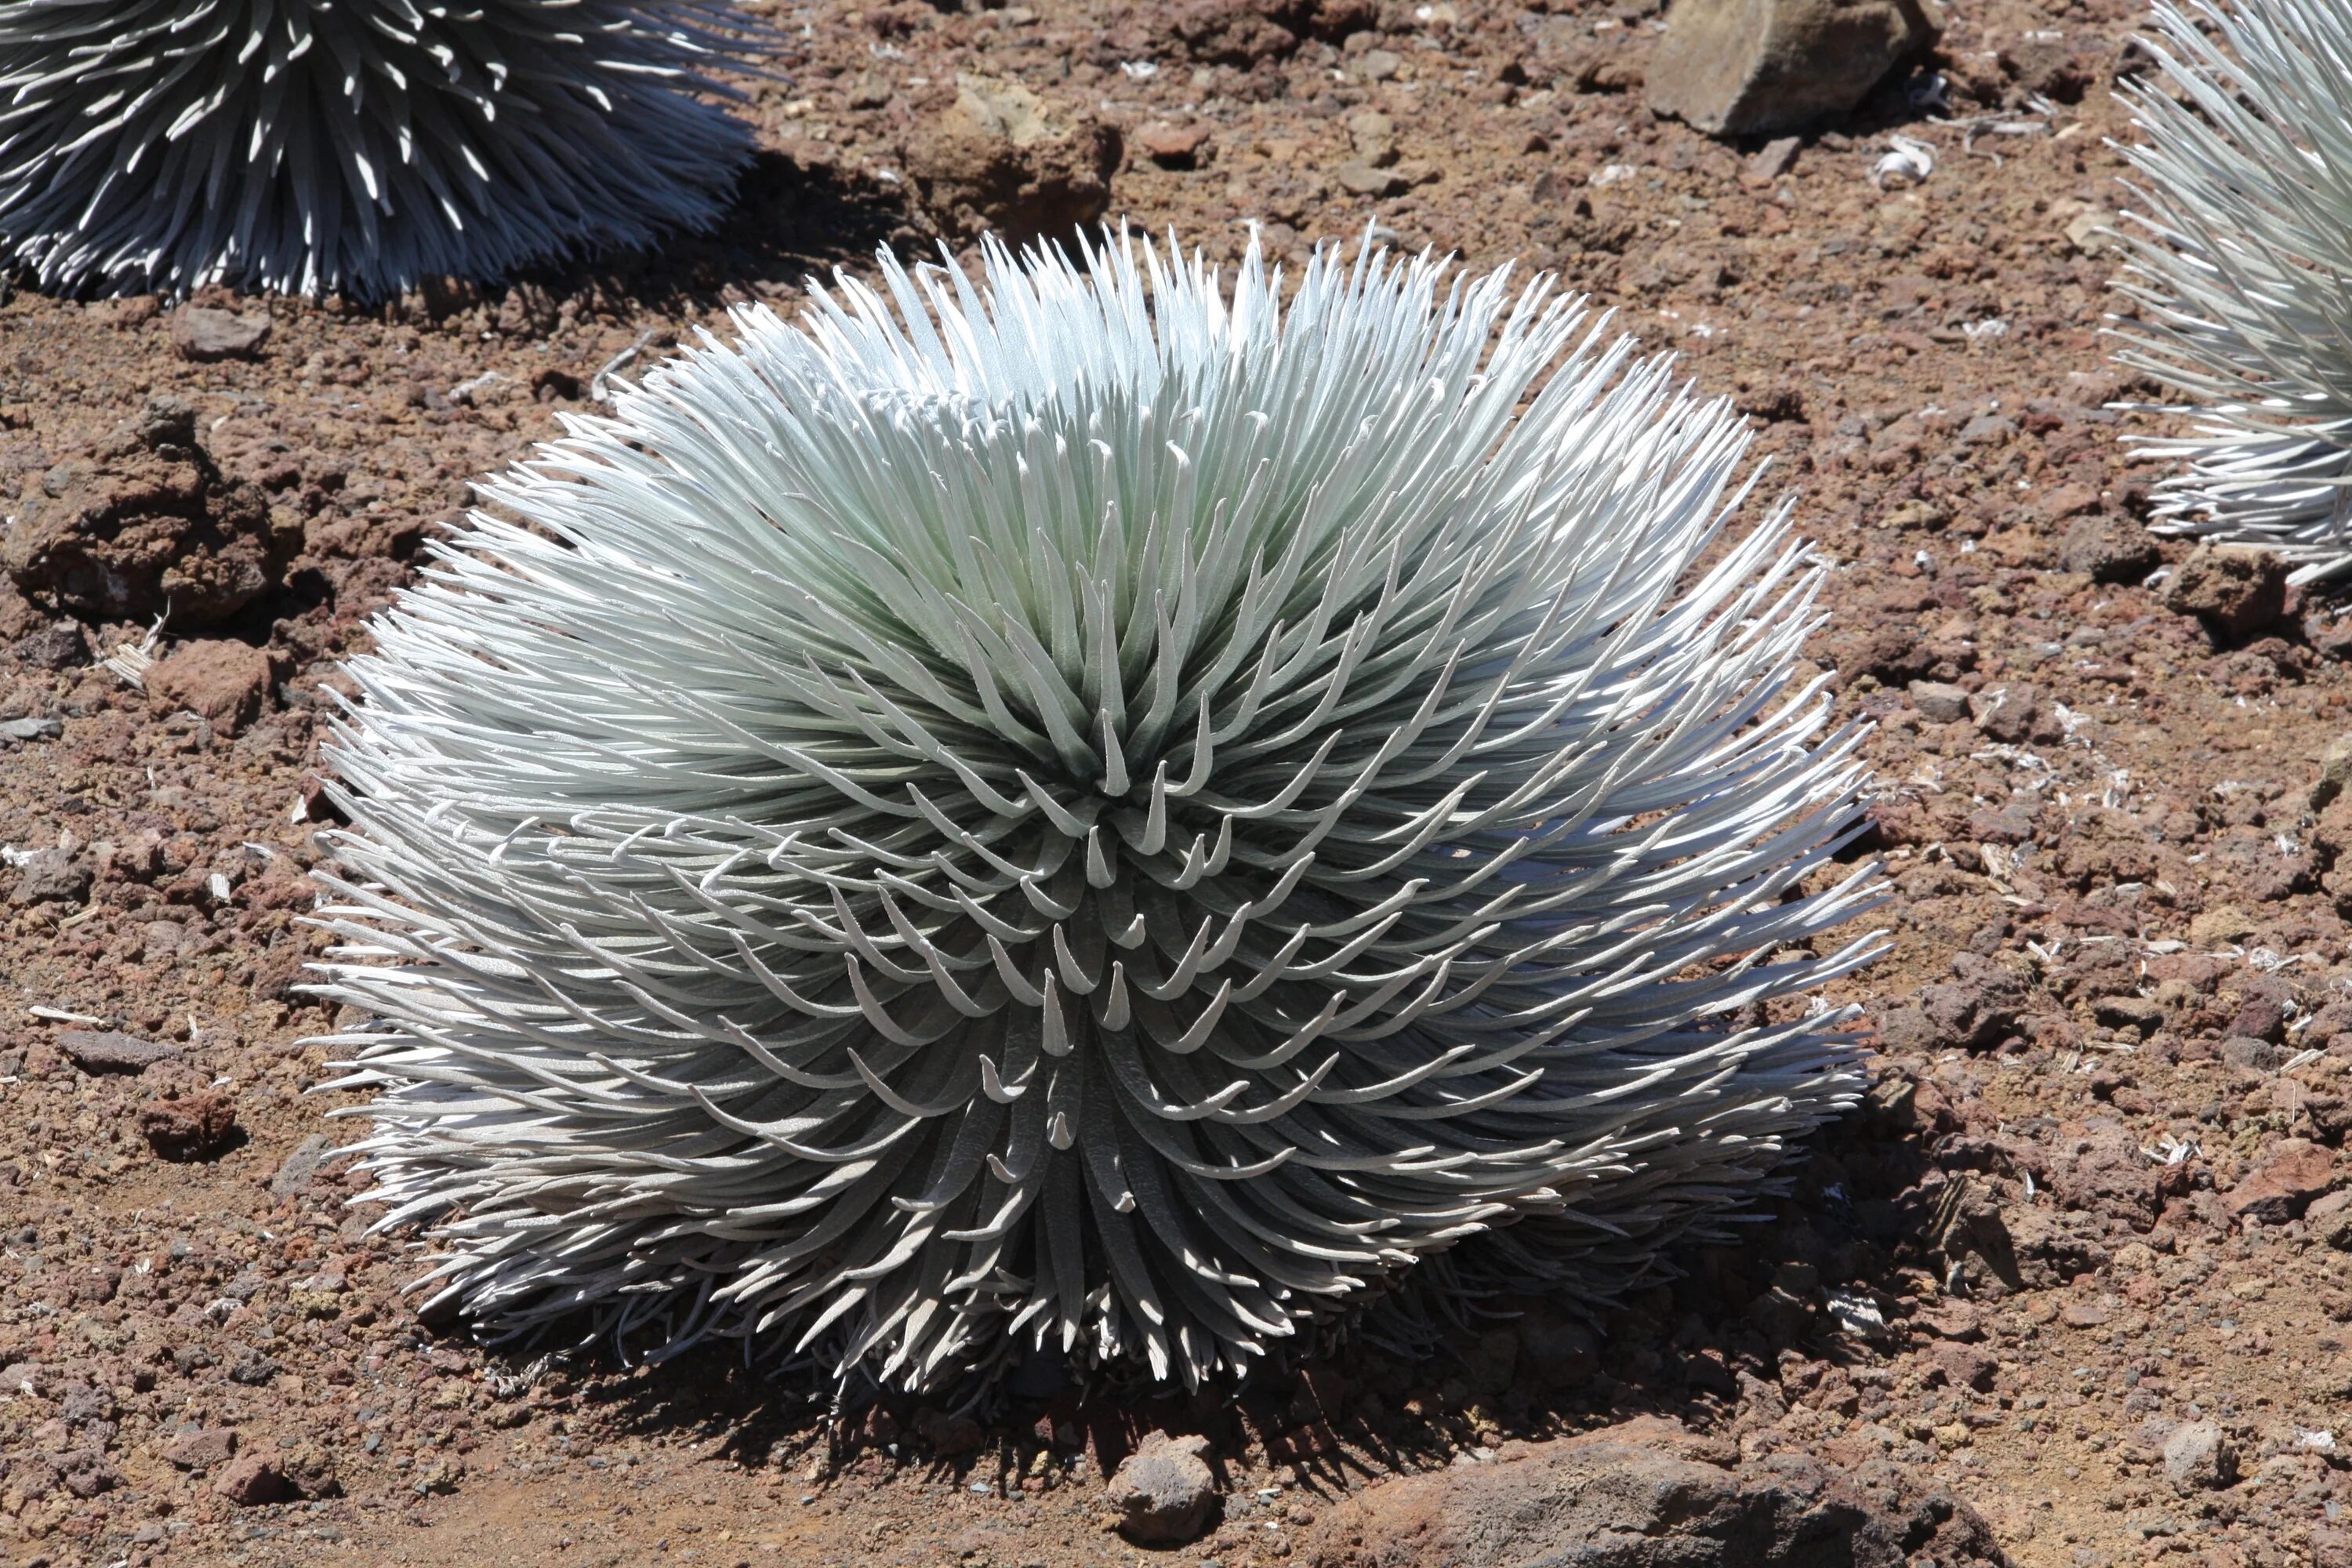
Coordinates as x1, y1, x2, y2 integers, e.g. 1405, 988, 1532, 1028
59, 1029, 182, 1073
1345, 110, 1398, 166
2162, 1420, 2237, 1491
170, 307, 272, 362
2064, 208, 2120, 255
1647, 0, 1944, 136
1334, 163, 1409, 198
2189, 904, 2259, 946
1105, 1431, 1217, 1544
53, 1450, 122, 1499
13, 622, 87, 670
2229, 1138, 2337, 1225
1745, 135, 1802, 182
1136, 122, 1212, 169
1927, 1341, 1998, 1392
2313, 734, 2352, 811
2162, 543, 2288, 641
918, 1409, 985, 1457
2038, 483, 2104, 521
1881, 498, 1950, 531
140, 1090, 240, 1161
1907, 680, 1970, 723
1969, 681, 2064, 746
12, 846, 90, 906
1348, 48, 1400, 81
146, 637, 272, 735
898, 74, 1121, 243
214, 1452, 286, 1507
164, 1428, 238, 1471
270, 1134, 334, 1196
2222, 1034, 2285, 1072
2059, 514, 2161, 583
0, 716, 61, 742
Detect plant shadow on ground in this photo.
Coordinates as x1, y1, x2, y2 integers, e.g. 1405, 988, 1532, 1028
447, 1054, 1966, 1512
506, 148, 915, 321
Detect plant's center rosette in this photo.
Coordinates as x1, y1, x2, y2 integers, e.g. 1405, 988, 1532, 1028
0, 0, 761, 299
314, 231, 1885, 1395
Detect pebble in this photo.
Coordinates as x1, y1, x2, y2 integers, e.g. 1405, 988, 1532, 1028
58, 1029, 183, 1073
2162, 1420, 2237, 1492
170, 306, 273, 362
1647, 0, 1942, 136
1105, 1431, 1217, 1544
2161, 543, 2288, 640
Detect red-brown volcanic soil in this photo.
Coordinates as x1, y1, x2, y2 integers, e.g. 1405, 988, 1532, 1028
8, 1, 2352, 1565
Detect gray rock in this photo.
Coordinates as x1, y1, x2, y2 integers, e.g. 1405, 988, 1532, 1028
12, 846, 90, 906
1104, 1430, 1216, 1544
1298, 1417, 2006, 1566
170, 307, 272, 362
58, 1029, 183, 1073
0, 717, 61, 742
270, 1134, 333, 1196
1647, 0, 1943, 137
2163, 1419, 2237, 1491
12, 622, 87, 670
2221, 1034, 2284, 1073
1907, 680, 1970, 723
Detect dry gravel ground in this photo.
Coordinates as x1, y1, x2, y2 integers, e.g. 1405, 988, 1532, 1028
7, 0, 2352, 1565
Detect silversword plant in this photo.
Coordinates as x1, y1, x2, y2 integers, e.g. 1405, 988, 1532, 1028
316, 230, 1884, 1394
2114, 0, 2352, 581
0, 0, 761, 299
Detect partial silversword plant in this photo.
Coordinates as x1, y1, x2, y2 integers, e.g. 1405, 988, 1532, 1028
2114, 0, 2352, 582
314, 230, 1886, 1396
0, 0, 763, 299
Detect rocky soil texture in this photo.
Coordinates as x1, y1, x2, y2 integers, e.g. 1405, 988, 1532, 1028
5, 0, 2352, 1565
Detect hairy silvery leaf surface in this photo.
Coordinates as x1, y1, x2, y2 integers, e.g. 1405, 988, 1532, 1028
314, 230, 1885, 1395
2114, 0, 2352, 583
0, 0, 760, 299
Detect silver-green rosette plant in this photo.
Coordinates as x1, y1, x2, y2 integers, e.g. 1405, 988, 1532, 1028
314, 230, 1885, 1396
0, 0, 763, 299
2114, 0, 2352, 581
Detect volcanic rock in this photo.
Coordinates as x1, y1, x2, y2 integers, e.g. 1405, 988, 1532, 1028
900, 75, 1121, 243
1104, 1430, 1217, 1544
2162, 543, 2288, 641
60, 1029, 181, 1073
170, 307, 272, 362
1298, 1417, 2005, 1566
1647, 0, 1944, 137
146, 637, 273, 735
3, 396, 301, 627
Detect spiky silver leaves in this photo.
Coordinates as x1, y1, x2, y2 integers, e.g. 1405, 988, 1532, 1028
2114, 0, 2352, 582
314, 232, 1883, 1395
0, 0, 759, 299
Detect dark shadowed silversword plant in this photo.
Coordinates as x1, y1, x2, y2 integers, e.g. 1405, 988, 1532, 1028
0, 0, 762, 299
313, 229, 1887, 1396
2114, 0, 2352, 583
